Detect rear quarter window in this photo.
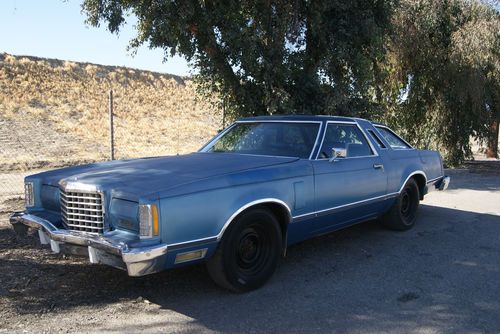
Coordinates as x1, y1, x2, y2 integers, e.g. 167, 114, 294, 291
367, 129, 386, 149
375, 126, 412, 150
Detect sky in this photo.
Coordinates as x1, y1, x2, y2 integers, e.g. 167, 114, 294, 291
0, 0, 191, 76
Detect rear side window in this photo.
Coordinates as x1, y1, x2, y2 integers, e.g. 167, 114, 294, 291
375, 126, 412, 149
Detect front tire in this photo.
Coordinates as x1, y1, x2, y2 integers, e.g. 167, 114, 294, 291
206, 208, 282, 292
381, 178, 420, 231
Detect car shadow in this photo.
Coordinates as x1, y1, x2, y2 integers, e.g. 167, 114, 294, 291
2, 203, 500, 332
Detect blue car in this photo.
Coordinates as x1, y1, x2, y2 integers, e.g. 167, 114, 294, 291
11, 115, 450, 292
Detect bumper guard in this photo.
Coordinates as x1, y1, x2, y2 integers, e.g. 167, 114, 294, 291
10, 212, 168, 276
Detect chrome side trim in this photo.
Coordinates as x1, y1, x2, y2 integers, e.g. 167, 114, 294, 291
167, 236, 218, 250
292, 193, 397, 221
426, 176, 442, 184
399, 170, 427, 193
314, 120, 379, 160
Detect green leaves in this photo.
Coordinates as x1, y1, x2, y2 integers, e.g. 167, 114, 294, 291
81, 0, 499, 165
82, 0, 394, 119
382, 0, 499, 164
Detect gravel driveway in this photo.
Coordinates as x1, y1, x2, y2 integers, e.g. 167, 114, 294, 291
1, 169, 499, 333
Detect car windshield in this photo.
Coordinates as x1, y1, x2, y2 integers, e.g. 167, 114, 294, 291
204, 122, 320, 159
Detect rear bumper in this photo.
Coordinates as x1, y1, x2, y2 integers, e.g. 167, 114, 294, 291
437, 176, 450, 191
425, 175, 451, 194
10, 212, 168, 276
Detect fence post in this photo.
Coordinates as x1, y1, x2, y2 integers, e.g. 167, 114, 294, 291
109, 89, 114, 160
222, 97, 226, 129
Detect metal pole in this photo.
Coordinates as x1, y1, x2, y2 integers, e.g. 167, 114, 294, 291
222, 97, 226, 129
109, 89, 114, 160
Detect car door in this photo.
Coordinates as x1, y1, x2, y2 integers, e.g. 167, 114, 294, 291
310, 121, 387, 233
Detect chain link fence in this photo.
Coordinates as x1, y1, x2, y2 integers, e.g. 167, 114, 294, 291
0, 53, 223, 207
0, 106, 223, 205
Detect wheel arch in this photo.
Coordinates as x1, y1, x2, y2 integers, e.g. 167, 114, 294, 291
217, 198, 292, 254
400, 171, 427, 200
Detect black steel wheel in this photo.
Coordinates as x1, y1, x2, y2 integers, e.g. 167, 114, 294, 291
381, 178, 420, 231
206, 208, 282, 292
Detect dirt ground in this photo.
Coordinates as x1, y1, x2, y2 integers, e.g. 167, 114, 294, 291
1, 169, 499, 333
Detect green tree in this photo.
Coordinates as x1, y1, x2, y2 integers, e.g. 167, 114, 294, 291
379, 0, 499, 164
82, 0, 499, 165
82, 0, 395, 119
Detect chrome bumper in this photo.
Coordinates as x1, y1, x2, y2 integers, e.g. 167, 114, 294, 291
10, 212, 168, 276
437, 176, 451, 191
426, 175, 450, 195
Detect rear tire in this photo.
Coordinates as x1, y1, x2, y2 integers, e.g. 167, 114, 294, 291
381, 178, 420, 231
206, 208, 282, 292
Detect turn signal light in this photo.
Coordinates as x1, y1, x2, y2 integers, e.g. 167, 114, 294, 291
139, 204, 159, 238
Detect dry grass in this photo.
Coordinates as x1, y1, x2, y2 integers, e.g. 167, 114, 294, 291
0, 53, 222, 171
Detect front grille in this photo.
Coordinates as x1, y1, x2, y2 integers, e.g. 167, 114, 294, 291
60, 189, 104, 234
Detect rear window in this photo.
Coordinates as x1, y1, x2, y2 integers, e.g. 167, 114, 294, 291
375, 126, 412, 150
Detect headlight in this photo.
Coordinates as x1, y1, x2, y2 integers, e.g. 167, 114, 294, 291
24, 182, 34, 207
138, 204, 159, 239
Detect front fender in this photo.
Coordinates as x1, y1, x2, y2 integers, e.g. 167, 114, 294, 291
158, 174, 313, 246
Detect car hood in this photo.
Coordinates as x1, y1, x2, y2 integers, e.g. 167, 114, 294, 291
39, 153, 298, 198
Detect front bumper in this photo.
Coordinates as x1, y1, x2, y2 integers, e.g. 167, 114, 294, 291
10, 212, 168, 276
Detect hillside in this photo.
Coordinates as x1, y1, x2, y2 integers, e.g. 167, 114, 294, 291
0, 53, 222, 171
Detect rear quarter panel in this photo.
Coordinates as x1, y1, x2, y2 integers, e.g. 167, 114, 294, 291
418, 150, 444, 181
382, 148, 443, 193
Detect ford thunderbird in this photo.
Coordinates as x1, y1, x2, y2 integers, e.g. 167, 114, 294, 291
11, 115, 450, 292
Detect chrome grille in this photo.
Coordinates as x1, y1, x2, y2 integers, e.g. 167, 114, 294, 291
60, 189, 104, 234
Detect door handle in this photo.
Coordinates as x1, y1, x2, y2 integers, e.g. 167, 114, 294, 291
373, 164, 384, 170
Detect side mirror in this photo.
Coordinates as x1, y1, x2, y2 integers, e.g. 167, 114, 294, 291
329, 147, 347, 162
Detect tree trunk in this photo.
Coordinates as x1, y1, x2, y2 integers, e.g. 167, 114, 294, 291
485, 120, 499, 159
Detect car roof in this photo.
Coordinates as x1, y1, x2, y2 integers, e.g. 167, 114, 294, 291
237, 115, 370, 123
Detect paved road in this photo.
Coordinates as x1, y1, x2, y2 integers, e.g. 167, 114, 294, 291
1, 169, 499, 333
